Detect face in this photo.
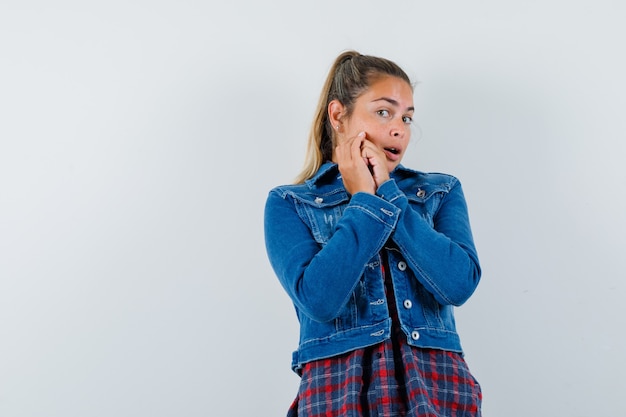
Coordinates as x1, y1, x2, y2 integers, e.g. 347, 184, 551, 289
340, 76, 414, 172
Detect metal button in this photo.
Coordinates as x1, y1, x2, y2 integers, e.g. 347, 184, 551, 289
397, 261, 407, 271
403, 299, 412, 309
416, 189, 426, 198
314, 197, 323, 204
411, 330, 420, 340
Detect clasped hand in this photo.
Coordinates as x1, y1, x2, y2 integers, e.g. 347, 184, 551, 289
335, 132, 390, 195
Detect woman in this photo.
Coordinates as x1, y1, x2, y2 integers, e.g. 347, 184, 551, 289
264, 50, 482, 416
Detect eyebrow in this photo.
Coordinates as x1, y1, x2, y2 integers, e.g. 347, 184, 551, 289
372, 97, 414, 112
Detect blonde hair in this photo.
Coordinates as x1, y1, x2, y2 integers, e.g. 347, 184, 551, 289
294, 50, 412, 184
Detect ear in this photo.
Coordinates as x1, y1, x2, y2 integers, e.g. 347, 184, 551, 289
328, 99, 345, 130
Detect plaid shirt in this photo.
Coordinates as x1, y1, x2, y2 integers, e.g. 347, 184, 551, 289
286, 261, 482, 417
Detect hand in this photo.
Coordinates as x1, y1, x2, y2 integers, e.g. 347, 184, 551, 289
335, 132, 388, 195
360, 136, 390, 190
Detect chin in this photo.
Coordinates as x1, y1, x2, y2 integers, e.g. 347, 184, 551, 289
387, 162, 400, 173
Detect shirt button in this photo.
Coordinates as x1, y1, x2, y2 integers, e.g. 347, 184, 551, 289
397, 261, 407, 271
403, 299, 413, 309
416, 189, 426, 198
411, 330, 420, 340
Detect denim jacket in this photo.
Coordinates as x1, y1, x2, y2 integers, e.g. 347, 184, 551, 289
264, 162, 481, 373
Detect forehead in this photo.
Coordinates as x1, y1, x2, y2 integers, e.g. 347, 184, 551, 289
361, 76, 414, 106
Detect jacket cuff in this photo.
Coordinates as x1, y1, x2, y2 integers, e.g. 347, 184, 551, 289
375, 179, 407, 208
348, 191, 401, 229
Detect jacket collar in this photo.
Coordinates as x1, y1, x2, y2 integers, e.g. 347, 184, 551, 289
305, 161, 421, 188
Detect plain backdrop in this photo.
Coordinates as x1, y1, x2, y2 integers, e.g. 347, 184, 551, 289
1, 1, 625, 416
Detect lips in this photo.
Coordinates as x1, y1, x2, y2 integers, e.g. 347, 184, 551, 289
384, 147, 401, 161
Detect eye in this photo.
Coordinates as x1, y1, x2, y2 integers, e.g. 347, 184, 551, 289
376, 109, 390, 118
402, 115, 413, 124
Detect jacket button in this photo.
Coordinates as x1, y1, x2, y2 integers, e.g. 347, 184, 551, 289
416, 189, 426, 198
314, 197, 323, 204
397, 261, 407, 271
403, 299, 412, 309
411, 330, 420, 340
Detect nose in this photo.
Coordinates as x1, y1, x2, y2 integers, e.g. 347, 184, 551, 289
390, 119, 405, 138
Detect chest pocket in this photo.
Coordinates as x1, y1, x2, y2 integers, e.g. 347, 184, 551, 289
406, 184, 450, 227
292, 191, 350, 245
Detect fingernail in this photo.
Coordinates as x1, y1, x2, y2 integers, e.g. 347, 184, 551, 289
358, 131, 365, 137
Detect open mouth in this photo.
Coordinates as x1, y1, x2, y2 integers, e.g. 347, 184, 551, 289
384, 147, 400, 155
383, 147, 401, 162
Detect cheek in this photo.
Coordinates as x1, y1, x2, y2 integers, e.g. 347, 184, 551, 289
347, 112, 377, 134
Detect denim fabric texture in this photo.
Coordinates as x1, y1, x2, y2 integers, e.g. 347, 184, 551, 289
264, 162, 481, 373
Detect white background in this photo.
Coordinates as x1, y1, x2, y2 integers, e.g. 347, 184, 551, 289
1, 1, 625, 416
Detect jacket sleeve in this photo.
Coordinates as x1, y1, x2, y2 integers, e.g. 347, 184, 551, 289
376, 177, 481, 306
264, 189, 399, 322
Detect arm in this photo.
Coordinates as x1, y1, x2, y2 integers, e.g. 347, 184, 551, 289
376, 178, 481, 306
264, 189, 399, 322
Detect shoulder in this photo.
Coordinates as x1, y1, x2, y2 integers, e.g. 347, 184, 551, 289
267, 182, 310, 199
393, 165, 460, 194
268, 182, 349, 208
267, 162, 348, 204
416, 172, 459, 187
267, 169, 352, 210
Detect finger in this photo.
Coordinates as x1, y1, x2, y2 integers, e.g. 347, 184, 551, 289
351, 131, 366, 157
360, 140, 384, 161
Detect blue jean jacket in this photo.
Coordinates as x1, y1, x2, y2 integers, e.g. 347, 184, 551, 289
264, 162, 481, 373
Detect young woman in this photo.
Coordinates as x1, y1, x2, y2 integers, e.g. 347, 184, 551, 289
264, 50, 482, 416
